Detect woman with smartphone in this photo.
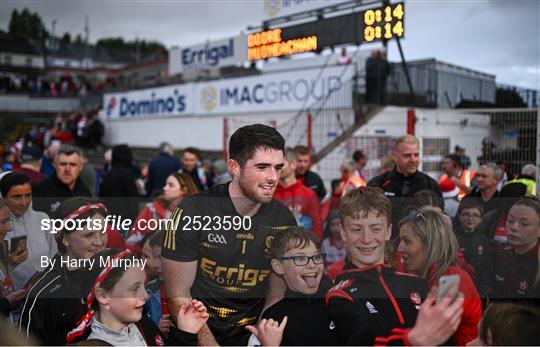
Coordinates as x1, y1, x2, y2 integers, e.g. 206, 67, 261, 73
397, 209, 482, 346
0, 172, 57, 290
19, 196, 108, 345
0, 199, 28, 318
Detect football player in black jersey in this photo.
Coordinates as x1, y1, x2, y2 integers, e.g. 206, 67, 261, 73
162, 124, 296, 345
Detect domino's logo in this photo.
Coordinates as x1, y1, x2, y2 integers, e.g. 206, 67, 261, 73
106, 97, 117, 116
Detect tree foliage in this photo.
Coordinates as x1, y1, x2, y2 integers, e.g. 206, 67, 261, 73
96, 37, 166, 55
8, 8, 48, 39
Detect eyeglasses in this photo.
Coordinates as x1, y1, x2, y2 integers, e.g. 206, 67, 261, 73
280, 253, 326, 266
460, 213, 482, 219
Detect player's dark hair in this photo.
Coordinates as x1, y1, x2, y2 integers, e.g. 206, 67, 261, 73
0, 172, 31, 197
229, 124, 285, 167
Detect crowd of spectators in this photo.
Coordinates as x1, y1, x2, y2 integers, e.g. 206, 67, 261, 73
0, 126, 538, 346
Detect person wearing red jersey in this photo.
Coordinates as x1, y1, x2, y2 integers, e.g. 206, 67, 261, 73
274, 148, 323, 239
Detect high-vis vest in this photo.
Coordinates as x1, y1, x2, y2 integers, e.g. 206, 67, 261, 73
341, 175, 366, 197
440, 169, 475, 199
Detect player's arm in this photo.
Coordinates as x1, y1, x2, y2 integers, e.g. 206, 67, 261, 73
161, 200, 219, 346
262, 272, 287, 315
163, 258, 218, 346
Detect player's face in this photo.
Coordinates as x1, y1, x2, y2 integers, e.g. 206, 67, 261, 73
237, 148, 284, 203
274, 242, 324, 295
340, 211, 391, 269
4, 183, 32, 217
394, 142, 420, 176
54, 153, 83, 187
506, 204, 540, 253
397, 223, 426, 275
103, 266, 148, 324
295, 154, 310, 176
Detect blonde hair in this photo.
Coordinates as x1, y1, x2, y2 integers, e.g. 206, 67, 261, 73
398, 209, 458, 281
395, 134, 419, 148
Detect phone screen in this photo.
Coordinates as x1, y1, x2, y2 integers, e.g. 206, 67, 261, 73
10, 236, 28, 253
437, 274, 460, 304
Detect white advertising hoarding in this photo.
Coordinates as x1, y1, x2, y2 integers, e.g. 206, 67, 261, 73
169, 35, 247, 74
103, 83, 194, 119
103, 63, 354, 119
195, 64, 354, 114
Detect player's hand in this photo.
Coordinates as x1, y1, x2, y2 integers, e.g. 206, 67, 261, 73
158, 314, 172, 334
176, 299, 209, 334
245, 316, 288, 347
8, 243, 28, 266
408, 285, 464, 346
6, 289, 27, 308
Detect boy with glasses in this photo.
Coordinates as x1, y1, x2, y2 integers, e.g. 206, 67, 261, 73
247, 226, 338, 346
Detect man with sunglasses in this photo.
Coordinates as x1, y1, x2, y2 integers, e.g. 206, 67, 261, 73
327, 187, 464, 345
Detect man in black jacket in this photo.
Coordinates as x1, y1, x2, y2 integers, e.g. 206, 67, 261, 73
32, 144, 91, 215
99, 144, 140, 235
327, 187, 463, 346
293, 145, 326, 200
368, 135, 441, 238
146, 142, 181, 197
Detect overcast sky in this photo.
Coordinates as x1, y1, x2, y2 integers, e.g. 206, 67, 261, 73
1, 0, 538, 89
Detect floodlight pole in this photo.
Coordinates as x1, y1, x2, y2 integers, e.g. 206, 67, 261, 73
395, 36, 415, 105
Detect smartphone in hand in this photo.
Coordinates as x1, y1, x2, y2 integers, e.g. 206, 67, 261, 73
437, 275, 460, 304
10, 235, 27, 253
